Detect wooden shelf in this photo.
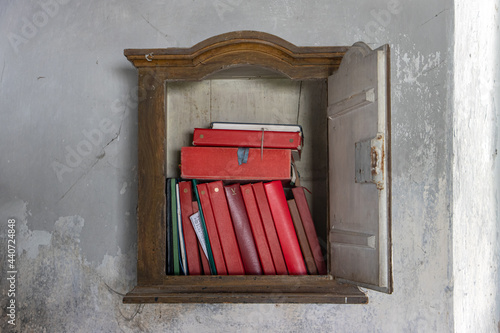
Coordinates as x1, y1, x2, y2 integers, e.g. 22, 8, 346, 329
124, 276, 367, 304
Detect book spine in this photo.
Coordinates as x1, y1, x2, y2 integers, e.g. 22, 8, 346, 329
292, 187, 327, 275
192, 179, 217, 274
176, 183, 187, 275
224, 184, 262, 275
241, 184, 276, 275
197, 183, 228, 275
178, 181, 202, 275
198, 242, 210, 274
192, 201, 211, 275
166, 179, 173, 275
252, 182, 288, 275
288, 199, 318, 275
206, 181, 245, 275
193, 128, 302, 150
210, 122, 303, 134
264, 181, 307, 275
181, 147, 291, 180
171, 179, 180, 275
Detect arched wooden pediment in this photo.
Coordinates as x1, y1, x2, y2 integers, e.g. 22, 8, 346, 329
124, 31, 348, 80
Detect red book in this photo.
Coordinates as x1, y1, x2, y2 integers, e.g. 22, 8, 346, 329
197, 183, 227, 275
240, 184, 276, 275
180, 147, 291, 180
292, 187, 327, 275
178, 181, 202, 275
252, 182, 288, 275
199, 242, 210, 274
206, 181, 245, 275
193, 128, 302, 151
224, 184, 262, 275
264, 181, 307, 275
288, 199, 318, 275
192, 201, 210, 275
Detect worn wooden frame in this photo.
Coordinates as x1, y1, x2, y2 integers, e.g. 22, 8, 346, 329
123, 31, 368, 303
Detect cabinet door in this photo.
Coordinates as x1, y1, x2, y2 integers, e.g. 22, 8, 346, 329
327, 42, 392, 293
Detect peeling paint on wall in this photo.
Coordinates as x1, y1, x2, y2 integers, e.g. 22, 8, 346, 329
0, 200, 139, 332
453, 0, 500, 331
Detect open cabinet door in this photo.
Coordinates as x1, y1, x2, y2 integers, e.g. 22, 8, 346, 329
328, 42, 392, 293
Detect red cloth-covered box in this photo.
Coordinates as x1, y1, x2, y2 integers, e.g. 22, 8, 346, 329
180, 147, 291, 180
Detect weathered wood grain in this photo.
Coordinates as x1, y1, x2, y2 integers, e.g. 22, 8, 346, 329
165, 81, 211, 177
136, 68, 167, 285
124, 31, 347, 80
124, 276, 367, 304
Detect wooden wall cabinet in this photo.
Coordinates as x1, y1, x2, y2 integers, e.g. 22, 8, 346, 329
123, 31, 392, 304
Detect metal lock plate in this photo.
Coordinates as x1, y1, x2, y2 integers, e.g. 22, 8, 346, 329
355, 134, 384, 189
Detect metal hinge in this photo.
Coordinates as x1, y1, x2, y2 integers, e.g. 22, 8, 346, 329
355, 134, 384, 189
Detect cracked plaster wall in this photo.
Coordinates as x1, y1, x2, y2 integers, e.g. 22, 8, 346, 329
0, 0, 496, 332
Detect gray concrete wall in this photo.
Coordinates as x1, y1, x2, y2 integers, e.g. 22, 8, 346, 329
0, 0, 474, 331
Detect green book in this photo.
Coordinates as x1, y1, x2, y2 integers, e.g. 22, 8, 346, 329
166, 179, 173, 275
192, 179, 217, 274
171, 179, 180, 275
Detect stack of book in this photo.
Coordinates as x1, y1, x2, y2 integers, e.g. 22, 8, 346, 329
165, 122, 326, 275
